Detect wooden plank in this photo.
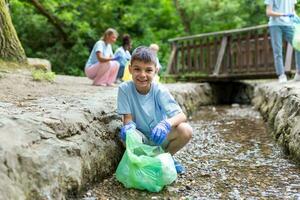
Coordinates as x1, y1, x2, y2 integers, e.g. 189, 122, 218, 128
227, 36, 232, 74
181, 41, 185, 73
201, 38, 205, 72
213, 36, 228, 75
254, 31, 259, 72
187, 40, 192, 71
169, 24, 268, 42
263, 29, 269, 71
207, 37, 211, 72
245, 32, 251, 73
193, 40, 198, 70
166, 43, 177, 74
237, 33, 241, 72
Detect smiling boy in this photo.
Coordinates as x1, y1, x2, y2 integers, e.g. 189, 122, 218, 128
117, 46, 192, 173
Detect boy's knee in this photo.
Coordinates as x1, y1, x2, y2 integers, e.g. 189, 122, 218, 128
177, 123, 192, 142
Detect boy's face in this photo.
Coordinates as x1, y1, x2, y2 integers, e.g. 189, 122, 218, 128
129, 60, 157, 94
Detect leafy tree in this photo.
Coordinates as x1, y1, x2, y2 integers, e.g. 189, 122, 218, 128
9, 0, 270, 76
10, 0, 183, 75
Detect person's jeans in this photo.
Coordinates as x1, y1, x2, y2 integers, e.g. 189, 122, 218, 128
117, 64, 125, 79
269, 25, 300, 76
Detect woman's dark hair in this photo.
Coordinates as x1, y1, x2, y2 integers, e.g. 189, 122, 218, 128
122, 34, 131, 47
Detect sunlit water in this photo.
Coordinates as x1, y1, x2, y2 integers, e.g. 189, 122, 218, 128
78, 105, 300, 200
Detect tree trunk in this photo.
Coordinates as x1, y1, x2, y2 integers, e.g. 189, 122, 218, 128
0, 0, 26, 62
173, 0, 191, 34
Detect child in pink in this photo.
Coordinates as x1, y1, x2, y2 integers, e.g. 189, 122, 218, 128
85, 28, 120, 86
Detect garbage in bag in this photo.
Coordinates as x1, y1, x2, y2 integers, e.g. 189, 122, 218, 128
116, 129, 177, 192
292, 16, 300, 51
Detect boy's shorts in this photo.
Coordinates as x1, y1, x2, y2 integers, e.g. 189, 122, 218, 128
135, 129, 169, 150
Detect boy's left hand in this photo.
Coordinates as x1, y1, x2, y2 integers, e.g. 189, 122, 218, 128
150, 120, 171, 145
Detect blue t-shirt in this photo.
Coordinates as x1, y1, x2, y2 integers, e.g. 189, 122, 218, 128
264, 0, 297, 26
114, 46, 131, 67
117, 81, 182, 137
85, 40, 113, 68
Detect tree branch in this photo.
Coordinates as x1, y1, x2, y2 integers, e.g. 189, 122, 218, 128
27, 0, 70, 45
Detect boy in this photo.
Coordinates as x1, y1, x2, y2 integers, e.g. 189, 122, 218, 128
117, 46, 192, 174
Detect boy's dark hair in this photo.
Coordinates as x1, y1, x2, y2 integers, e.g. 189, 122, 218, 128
122, 34, 131, 47
131, 46, 157, 66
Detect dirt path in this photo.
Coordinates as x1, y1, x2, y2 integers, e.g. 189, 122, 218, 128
0, 70, 112, 105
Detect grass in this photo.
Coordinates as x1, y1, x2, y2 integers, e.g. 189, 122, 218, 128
32, 70, 56, 82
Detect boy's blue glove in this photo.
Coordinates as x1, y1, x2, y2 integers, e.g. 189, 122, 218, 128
283, 13, 294, 17
120, 121, 136, 142
150, 120, 171, 145
112, 55, 122, 61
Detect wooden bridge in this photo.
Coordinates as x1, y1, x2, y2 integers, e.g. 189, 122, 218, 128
165, 25, 295, 82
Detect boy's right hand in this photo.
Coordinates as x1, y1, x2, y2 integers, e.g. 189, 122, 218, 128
120, 121, 136, 142
150, 120, 171, 145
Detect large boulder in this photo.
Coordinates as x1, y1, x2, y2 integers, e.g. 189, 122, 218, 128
27, 58, 51, 72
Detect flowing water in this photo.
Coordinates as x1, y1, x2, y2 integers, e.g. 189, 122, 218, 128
79, 105, 300, 200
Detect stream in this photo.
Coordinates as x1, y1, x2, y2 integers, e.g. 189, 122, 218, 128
78, 105, 300, 200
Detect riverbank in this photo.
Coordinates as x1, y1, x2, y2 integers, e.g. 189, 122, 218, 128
252, 80, 300, 162
0, 69, 299, 199
0, 70, 215, 199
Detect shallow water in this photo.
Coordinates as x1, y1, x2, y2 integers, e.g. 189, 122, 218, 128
78, 105, 300, 200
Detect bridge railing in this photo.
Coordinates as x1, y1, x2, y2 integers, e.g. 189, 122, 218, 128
167, 25, 294, 80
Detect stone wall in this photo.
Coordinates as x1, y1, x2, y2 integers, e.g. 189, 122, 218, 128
0, 83, 215, 200
252, 82, 300, 162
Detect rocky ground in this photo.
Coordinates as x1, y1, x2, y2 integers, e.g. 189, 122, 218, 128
77, 106, 300, 200
0, 69, 111, 104
1, 69, 300, 199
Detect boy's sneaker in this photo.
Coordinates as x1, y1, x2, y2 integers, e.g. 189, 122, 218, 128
278, 74, 287, 83
173, 159, 186, 174
294, 73, 300, 81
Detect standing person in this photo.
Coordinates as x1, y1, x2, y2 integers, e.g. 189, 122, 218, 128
149, 43, 162, 83
265, 0, 300, 82
117, 46, 193, 174
85, 28, 120, 86
114, 34, 132, 83
149, 43, 162, 72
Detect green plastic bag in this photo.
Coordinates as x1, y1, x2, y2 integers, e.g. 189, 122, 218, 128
116, 129, 177, 192
293, 16, 300, 51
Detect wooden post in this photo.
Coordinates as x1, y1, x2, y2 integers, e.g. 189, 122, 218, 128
213, 36, 228, 76
166, 43, 177, 74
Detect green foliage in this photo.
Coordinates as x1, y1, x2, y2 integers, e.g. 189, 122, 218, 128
178, 0, 266, 34
10, 0, 183, 76
9, 0, 269, 76
32, 70, 56, 82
